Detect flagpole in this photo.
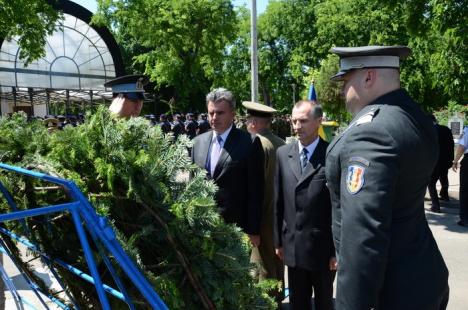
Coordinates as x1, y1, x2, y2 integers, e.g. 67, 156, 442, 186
250, 0, 258, 102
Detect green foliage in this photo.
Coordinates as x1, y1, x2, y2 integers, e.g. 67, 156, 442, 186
3, 0, 464, 123
433, 101, 468, 127
222, 0, 465, 120
94, 0, 238, 112
213, 7, 252, 105
0, 109, 275, 309
0, 0, 60, 65
303, 55, 351, 123
313, 0, 466, 110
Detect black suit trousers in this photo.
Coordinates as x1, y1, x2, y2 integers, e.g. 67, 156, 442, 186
428, 165, 442, 207
288, 266, 335, 310
438, 168, 449, 198
460, 156, 468, 222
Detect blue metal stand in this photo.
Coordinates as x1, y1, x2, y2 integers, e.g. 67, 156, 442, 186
0, 163, 168, 310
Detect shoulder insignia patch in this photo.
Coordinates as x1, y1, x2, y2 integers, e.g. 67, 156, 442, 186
346, 165, 365, 194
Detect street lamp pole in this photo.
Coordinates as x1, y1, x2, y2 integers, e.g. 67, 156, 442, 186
292, 83, 296, 104
250, 0, 259, 102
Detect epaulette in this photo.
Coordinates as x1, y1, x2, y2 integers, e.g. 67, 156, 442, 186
340, 106, 381, 136
356, 107, 380, 126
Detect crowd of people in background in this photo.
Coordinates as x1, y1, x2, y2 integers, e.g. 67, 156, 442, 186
39, 111, 294, 140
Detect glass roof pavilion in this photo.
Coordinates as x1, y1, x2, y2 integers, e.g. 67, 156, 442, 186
0, 0, 125, 116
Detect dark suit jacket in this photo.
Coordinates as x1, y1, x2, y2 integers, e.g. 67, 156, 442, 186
191, 125, 264, 234
436, 124, 454, 170
325, 89, 449, 310
274, 138, 334, 271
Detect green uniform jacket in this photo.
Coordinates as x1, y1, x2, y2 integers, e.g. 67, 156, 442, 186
251, 129, 285, 280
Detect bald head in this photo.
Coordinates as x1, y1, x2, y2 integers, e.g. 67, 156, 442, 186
341, 68, 401, 115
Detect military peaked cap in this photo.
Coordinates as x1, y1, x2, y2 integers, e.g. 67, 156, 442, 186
242, 101, 277, 118
104, 75, 149, 100
330, 45, 411, 80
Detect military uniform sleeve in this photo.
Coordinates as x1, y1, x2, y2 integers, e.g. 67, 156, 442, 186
336, 124, 398, 309
244, 135, 264, 235
273, 148, 284, 248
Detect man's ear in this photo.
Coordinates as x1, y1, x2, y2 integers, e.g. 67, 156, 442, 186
364, 69, 377, 88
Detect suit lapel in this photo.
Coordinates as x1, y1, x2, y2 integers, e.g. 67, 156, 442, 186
197, 132, 212, 170
213, 126, 235, 180
298, 138, 326, 186
287, 143, 301, 182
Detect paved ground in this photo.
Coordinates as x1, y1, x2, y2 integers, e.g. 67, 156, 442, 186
2, 170, 467, 309
424, 168, 468, 310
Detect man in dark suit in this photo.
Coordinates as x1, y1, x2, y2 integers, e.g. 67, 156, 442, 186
191, 88, 264, 245
438, 123, 455, 200
428, 114, 455, 211
326, 46, 449, 310
274, 100, 336, 310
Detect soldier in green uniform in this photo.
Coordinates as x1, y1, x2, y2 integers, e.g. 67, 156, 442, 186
325, 46, 449, 310
242, 101, 285, 303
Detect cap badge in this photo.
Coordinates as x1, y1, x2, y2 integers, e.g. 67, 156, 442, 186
136, 80, 143, 90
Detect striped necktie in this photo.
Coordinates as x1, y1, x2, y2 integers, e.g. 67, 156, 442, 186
300, 147, 308, 173
210, 135, 223, 176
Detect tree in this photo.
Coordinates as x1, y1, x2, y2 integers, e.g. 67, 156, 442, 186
0, 0, 60, 65
212, 7, 252, 107
218, 1, 322, 111
95, 0, 238, 112
313, 0, 466, 111
256, 0, 296, 109
303, 54, 351, 123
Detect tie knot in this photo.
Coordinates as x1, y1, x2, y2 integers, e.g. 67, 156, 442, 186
216, 135, 223, 144
302, 148, 308, 155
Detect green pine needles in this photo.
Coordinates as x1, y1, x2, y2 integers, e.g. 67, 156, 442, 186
0, 109, 275, 309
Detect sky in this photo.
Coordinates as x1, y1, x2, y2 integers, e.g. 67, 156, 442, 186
71, 0, 269, 15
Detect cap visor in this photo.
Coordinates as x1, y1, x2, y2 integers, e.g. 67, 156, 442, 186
330, 71, 347, 81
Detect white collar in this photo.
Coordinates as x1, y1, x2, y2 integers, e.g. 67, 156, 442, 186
212, 124, 233, 144
298, 136, 320, 160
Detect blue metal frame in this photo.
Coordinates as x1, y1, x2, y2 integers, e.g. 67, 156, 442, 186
0, 163, 168, 310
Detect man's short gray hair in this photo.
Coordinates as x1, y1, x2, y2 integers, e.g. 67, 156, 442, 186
294, 100, 323, 119
206, 88, 236, 110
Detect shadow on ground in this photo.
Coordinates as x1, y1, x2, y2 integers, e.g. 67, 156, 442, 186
424, 193, 468, 233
